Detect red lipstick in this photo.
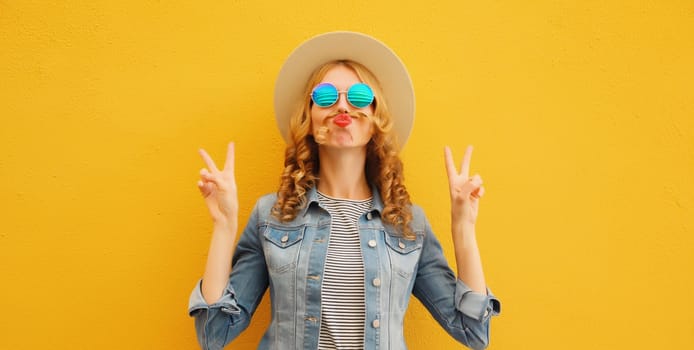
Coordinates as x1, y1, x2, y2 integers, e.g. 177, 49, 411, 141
333, 113, 352, 128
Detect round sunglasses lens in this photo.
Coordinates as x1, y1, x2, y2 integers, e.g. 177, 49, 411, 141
347, 83, 374, 108
311, 83, 338, 107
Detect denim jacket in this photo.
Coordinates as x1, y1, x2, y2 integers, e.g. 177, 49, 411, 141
188, 186, 501, 350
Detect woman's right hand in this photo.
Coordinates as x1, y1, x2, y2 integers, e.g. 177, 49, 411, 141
197, 142, 238, 228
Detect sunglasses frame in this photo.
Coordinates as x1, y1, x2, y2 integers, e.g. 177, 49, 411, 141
310, 82, 375, 109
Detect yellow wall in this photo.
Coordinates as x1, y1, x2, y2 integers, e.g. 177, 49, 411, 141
1, 1, 692, 349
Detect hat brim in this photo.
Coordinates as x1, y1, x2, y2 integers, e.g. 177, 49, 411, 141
274, 31, 415, 149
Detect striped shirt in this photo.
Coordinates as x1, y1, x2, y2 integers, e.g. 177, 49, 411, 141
317, 191, 373, 350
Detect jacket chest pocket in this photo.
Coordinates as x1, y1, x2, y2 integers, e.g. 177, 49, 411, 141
384, 232, 423, 279
262, 225, 305, 273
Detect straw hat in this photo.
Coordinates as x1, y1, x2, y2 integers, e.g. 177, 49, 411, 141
273, 31, 415, 148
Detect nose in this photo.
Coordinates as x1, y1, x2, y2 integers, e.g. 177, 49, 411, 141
335, 91, 350, 111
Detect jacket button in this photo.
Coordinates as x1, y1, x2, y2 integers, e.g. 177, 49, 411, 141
368, 240, 377, 248
398, 241, 405, 249
281, 235, 289, 243
366, 212, 373, 220
372, 278, 381, 287
372, 319, 380, 328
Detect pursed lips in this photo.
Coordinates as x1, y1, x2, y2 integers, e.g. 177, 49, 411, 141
333, 113, 352, 127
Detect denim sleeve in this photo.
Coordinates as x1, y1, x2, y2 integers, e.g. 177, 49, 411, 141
187, 200, 269, 350
411, 207, 501, 350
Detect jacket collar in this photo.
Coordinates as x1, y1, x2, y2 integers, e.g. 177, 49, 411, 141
302, 184, 384, 216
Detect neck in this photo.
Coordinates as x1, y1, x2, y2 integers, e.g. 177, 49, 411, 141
316, 146, 371, 199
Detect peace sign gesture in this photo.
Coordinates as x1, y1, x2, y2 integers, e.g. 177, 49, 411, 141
444, 145, 485, 226
197, 142, 238, 227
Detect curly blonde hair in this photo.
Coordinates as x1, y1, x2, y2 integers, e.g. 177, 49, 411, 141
272, 60, 414, 239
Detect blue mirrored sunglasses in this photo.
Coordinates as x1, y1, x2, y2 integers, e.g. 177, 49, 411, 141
311, 82, 375, 108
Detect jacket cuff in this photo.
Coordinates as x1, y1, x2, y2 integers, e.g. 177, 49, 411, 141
188, 279, 242, 316
454, 279, 501, 322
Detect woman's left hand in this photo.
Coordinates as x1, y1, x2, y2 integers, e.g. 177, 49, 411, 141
444, 145, 485, 226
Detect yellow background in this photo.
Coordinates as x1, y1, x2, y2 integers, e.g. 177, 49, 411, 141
1, 1, 692, 349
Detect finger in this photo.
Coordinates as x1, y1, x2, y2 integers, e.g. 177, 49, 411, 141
444, 146, 457, 181
199, 168, 221, 187
223, 142, 235, 174
199, 148, 220, 172
200, 168, 213, 179
461, 145, 473, 178
471, 173, 483, 185
197, 180, 211, 196
465, 177, 482, 195
471, 185, 484, 199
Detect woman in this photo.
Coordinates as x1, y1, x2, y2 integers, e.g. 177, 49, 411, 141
189, 32, 500, 350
